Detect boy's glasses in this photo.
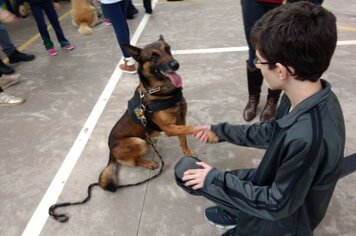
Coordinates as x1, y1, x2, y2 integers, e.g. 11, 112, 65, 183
253, 58, 293, 74
253, 58, 274, 69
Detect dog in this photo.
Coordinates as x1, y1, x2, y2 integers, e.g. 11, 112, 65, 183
99, 35, 198, 192
71, 0, 100, 35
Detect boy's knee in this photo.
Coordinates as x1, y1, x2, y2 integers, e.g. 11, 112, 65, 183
174, 156, 202, 179
174, 156, 202, 196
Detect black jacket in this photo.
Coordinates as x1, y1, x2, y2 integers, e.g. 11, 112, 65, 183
205, 80, 345, 235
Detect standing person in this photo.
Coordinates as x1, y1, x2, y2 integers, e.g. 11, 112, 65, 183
175, 2, 344, 235
100, 0, 137, 74
0, 7, 25, 106
17, 0, 74, 56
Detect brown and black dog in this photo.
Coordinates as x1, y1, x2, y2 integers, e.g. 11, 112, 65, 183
99, 35, 198, 192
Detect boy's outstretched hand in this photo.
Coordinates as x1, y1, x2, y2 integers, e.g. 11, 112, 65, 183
182, 162, 212, 190
193, 125, 219, 143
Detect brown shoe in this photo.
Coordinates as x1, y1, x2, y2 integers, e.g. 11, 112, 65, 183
119, 61, 137, 74
260, 97, 278, 121
243, 95, 259, 122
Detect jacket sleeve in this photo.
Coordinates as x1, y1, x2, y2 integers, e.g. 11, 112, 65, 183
203, 138, 319, 221
211, 121, 275, 149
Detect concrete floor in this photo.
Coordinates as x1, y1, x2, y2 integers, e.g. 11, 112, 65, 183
0, 0, 355, 235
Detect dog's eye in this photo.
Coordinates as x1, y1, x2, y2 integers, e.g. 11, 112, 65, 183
165, 46, 171, 54
150, 53, 159, 62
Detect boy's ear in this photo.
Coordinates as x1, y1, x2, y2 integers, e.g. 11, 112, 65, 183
276, 63, 289, 80
123, 44, 142, 62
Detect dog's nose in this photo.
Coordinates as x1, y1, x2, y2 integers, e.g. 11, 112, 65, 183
169, 60, 179, 71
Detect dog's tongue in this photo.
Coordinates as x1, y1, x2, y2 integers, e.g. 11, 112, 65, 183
166, 72, 182, 88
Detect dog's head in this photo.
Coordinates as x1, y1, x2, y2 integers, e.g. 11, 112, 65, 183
124, 35, 182, 91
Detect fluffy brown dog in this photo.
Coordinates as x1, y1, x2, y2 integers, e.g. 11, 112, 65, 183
71, 0, 100, 35
99, 35, 198, 192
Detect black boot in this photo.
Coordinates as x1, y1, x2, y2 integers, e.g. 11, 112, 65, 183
0, 60, 15, 75
243, 61, 263, 122
260, 89, 281, 121
8, 49, 35, 64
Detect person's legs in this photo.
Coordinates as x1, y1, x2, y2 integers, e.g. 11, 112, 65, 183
175, 157, 239, 231
102, 0, 136, 73
42, 1, 70, 47
241, 0, 281, 121
143, 0, 152, 14
31, 3, 54, 50
102, 1, 130, 57
0, 22, 16, 55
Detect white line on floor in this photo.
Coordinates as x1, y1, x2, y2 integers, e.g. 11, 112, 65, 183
21, 1, 158, 236
172, 40, 356, 55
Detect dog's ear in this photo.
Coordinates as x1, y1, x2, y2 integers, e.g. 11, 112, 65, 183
159, 34, 165, 42
124, 44, 142, 62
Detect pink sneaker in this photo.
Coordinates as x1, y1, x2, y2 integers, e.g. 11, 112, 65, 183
48, 48, 58, 56
62, 44, 74, 51
104, 19, 111, 26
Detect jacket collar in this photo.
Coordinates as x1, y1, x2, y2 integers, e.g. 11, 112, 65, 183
276, 79, 331, 128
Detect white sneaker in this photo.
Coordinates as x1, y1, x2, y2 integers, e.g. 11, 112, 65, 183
0, 92, 25, 106
0, 73, 21, 89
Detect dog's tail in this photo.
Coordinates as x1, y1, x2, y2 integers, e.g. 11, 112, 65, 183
99, 158, 119, 192
78, 23, 94, 35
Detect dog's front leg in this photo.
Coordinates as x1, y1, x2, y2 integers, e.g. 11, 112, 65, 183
161, 124, 197, 157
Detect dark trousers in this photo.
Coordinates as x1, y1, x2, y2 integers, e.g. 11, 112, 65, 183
174, 156, 242, 216
241, 0, 282, 98
30, 1, 69, 49
241, 0, 281, 66
102, 0, 131, 58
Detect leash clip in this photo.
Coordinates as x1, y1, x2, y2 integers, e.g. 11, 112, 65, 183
134, 106, 147, 126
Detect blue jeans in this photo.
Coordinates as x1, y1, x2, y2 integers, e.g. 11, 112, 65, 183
30, 1, 69, 49
0, 23, 16, 56
102, 0, 131, 58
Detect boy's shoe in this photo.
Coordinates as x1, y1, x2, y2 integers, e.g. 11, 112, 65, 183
0, 92, 25, 106
0, 73, 21, 89
48, 48, 58, 56
104, 18, 111, 26
8, 49, 35, 64
119, 61, 137, 74
204, 206, 237, 230
62, 44, 74, 51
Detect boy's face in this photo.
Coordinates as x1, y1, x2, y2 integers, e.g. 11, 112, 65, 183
255, 50, 283, 90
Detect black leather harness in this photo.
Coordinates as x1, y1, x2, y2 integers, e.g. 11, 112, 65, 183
128, 88, 183, 131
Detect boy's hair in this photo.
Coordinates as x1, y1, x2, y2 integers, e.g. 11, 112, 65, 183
251, 2, 337, 82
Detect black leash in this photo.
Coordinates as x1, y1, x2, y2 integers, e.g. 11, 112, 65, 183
48, 134, 165, 223
49, 87, 178, 223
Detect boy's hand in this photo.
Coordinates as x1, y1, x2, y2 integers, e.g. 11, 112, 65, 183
0, 9, 17, 23
18, 5, 27, 17
194, 125, 219, 143
182, 162, 212, 190
53, 2, 61, 11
